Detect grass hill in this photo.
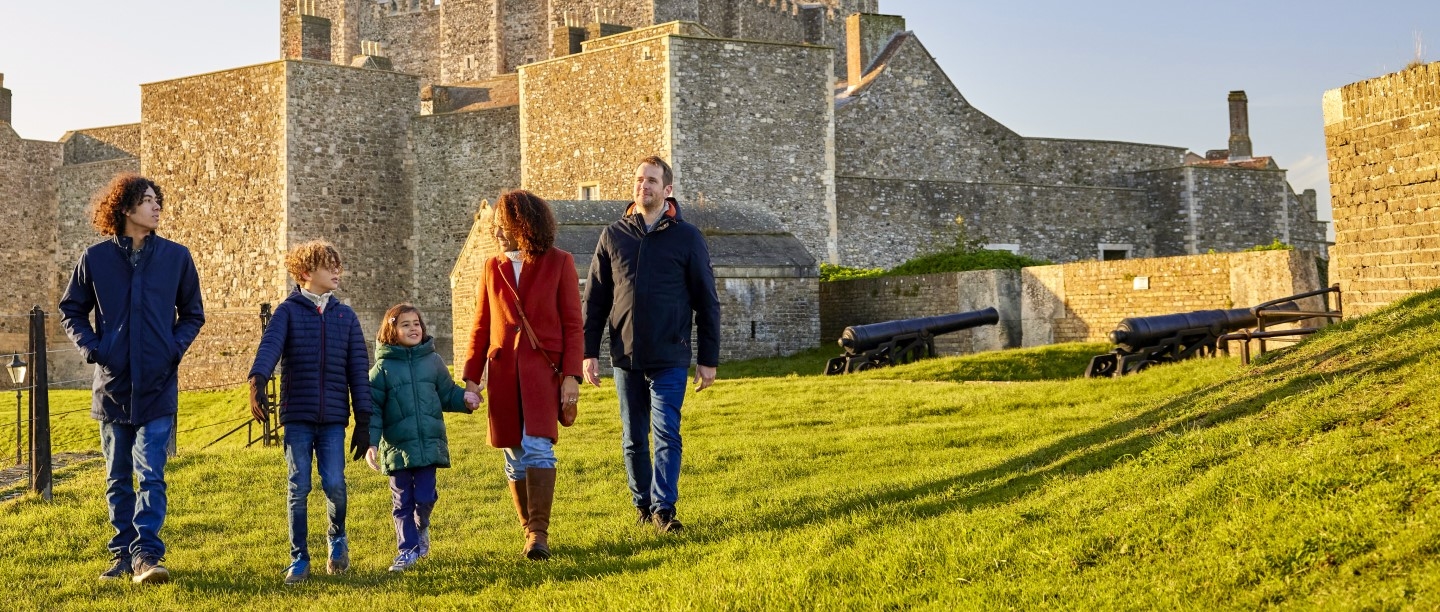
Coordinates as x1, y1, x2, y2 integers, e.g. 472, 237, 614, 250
3, 289, 1440, 609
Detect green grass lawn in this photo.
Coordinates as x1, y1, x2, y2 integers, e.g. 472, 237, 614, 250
2, 289, 1440, 609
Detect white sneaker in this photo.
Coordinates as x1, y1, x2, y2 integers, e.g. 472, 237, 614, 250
389, 549, 419, 572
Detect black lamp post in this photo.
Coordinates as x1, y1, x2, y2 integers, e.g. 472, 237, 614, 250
7, 354, 26, 465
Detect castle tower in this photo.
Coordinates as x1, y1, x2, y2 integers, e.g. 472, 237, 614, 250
281, 0, 360, 64
1228, 90, 1252, 160
0, 73, 11, 124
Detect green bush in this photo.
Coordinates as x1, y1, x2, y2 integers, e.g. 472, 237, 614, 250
820, 248, 1052, 282
819, 262, 884, 282
1244, 238, 1293, 252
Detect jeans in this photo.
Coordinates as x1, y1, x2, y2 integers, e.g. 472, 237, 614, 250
284, 423, 347, 562
100, 415, 174, 560
614, 366, 686, 513
502, 423, 557, 481
390, 466, 437, 553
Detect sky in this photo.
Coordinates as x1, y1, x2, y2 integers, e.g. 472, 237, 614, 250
3, 1, 1437, 225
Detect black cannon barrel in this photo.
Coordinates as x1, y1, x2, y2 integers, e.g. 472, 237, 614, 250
840, 307, 1000, 352
1109, 301, 1299, 351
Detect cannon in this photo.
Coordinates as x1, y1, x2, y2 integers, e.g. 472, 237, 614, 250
825, 307, 1000, 375
1085, 301, 1304, 378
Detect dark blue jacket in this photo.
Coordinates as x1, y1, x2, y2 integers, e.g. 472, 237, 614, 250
584, 199, 721, 369
59, 234, 206, 425
248, 289, 372, 426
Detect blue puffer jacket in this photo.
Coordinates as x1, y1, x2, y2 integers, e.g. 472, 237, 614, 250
248, 289, 372, 426
59, 234, 206, 425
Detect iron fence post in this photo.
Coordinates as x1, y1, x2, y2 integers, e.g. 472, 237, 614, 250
29, 306, 51, 501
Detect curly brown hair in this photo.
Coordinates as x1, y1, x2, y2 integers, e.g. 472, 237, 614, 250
377, 303, 426, 346
284, 239, 344, 281
493, 190, 556, 263
88, 173, 163, 236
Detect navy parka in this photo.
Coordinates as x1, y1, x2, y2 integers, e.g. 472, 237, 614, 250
583, 198, 721, 370
59, 234, 206, 425
248, 289, 372, 426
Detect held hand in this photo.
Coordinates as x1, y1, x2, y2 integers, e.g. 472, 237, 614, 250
365, 446, 380, 472
247, 375, 270, 422
464, 391, 481, 412
582, 358, 602, 387
465, 379, 485, 395
694, 365, 716, 392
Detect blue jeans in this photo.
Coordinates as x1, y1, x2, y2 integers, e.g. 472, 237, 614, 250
614, 366, 686, 513
100, 415, 174, 560
502, 423, 557, 481
390, 466, 437, 553
284, 423, 347, 562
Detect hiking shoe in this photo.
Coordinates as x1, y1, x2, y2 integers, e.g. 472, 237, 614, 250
635, 506, 653, 527
652, 509, 684, 534
99, 555, 131, 581
283, 558, 310, 585
416, 528, 431, 558
326, 535, 350, 574
388, 549, 420, 572
131, 554, 170, 585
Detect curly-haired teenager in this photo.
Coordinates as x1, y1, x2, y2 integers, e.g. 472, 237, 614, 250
59, 172, 206, 585
365, 304, 478, 572
247, 239, 372, 584
462, 190, 584, 560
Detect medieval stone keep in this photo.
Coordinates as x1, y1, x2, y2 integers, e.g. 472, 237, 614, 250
1, 0, 1329, 383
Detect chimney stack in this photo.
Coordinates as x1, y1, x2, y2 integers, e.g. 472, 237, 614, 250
0, 73, 11, 124
845, 13, 907, 87
1228, 90, 1252, 160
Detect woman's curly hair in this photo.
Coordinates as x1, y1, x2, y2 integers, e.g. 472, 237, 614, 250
377, 303, 426, 346
284, 239, 344, 282
493, 190, 557, 263
88, 173, 163, 236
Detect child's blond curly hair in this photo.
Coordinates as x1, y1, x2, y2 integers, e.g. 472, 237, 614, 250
285, 239, 344, 281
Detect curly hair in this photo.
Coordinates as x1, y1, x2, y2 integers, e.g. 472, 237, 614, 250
284, 239, 344, 281
377, 303, 426, 346
88, 173, 163, 236
493, 190, 556, 263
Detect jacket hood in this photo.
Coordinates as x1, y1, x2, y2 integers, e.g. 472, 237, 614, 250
375, 336, 436, 362
623, 197, 682, 221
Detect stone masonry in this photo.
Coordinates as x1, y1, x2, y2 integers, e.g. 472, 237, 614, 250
1324, 61, 1440, 316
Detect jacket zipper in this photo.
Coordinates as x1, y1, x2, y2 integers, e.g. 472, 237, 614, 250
410, 350, 425, 457
318, 303, 326, 421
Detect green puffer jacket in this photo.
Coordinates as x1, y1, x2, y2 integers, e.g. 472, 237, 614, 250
369, 337, 470, 475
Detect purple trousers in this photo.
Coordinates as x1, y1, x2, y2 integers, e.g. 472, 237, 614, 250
390, 466, 437, 552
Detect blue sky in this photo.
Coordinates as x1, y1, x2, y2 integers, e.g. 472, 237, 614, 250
3, 1, 1437, 224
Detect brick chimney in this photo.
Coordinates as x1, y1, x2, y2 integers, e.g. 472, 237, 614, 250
0, 73, 11, 124
846, 13, 907, 86
1228, 90, 1252, 160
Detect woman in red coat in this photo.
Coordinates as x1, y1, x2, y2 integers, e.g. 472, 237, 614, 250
462, 190, 583, 561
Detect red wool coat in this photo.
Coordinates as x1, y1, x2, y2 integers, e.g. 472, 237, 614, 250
462, 248, 584, 448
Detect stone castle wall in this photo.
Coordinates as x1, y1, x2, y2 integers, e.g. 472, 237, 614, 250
285, 61, 421, 339
1133, 166, 1329, 258
519, 33, 670, 200
1022, 138, 1184, 187
835, 178, 1158, 268
1021, 249, 1324, 346
1323, 62, 1440, 316
412, 106, 521, 359
819, 269, 1022, 357
362, 2, 442, 83
668, 36, 834, 263
60, 124, 141, 166
0, 125, 61, 372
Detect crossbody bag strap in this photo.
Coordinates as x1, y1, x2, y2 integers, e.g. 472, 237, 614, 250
498, 261, 561, 376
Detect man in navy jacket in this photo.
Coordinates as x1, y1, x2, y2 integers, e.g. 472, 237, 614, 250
583, 156, 720, 534
59, 173, 205, 585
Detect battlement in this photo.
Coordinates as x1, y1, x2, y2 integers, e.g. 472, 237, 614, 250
373, 0, 438, 19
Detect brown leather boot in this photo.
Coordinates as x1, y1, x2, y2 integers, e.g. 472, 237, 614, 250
508, 479, 530, 532
523, 468, 556, 561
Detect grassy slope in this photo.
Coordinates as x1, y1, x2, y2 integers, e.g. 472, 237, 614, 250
2, 290, 1439, 609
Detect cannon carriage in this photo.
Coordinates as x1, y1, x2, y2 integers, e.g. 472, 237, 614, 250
825, 308, 1000, 375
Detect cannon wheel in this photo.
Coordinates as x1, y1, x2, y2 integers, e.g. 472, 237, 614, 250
1085, 354, 1119, 378
824, 356, 849, 376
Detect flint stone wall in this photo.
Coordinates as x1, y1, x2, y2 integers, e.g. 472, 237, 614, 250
1323, 62, 1440, 316
819, 269, 1022, 357
0, 125, 61, 382
60, 124, 141, 166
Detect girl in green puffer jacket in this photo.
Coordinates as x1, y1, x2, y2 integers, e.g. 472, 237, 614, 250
365, 304, 479, 572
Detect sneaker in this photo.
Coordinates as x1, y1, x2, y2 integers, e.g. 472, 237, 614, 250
131, 554, 170, 585
416, 528, 431, 558
389, 549, 420, 572
652, 509, 685, 534
327, 535, 350, 574
99, 555, 131, 581
283, 558, 310, 585
635, 506, 653, 527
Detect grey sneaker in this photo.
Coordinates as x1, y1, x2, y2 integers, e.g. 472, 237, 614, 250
417, 528, 431, 558
327, 535, 350, 574
131, 554, 170, 585
283, 558, 310, 585
99, 555, 131, 581
389, 549, 420, 572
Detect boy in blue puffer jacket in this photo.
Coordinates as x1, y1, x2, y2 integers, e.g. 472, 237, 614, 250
365, 303, 478, 572
247, 240, 372, 585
